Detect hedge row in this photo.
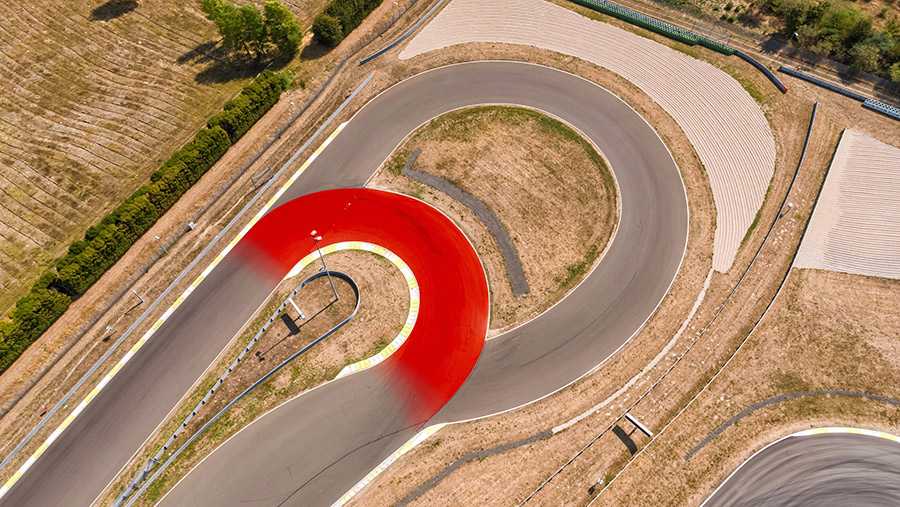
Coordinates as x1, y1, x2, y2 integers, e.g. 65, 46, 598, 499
207, 70, 288, 143
312, 0, 383, 47
0, 71, 287, 375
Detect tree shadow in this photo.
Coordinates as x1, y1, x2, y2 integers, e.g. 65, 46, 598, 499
180, 41, 295, 85
90, 0, 138, 21
176, 40, 225, 66
300, 40, 332, 61
193, 54, 267, 85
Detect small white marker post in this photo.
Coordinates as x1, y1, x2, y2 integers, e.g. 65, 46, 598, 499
288, 297, 306, 321
624, 413, 654, 438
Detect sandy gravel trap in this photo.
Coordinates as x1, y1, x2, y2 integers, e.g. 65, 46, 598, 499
796, 130, 900, 280
400, 0, 776, 272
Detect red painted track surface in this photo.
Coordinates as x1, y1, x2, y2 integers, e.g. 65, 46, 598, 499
235, 188, 489, 424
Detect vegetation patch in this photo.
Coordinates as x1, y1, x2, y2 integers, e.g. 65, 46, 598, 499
313, 0, 384, 47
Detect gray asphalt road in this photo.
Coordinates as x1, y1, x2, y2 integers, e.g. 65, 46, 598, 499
704, 433, 900, 507
1, 62, 686, 506
160, 62, 687, 506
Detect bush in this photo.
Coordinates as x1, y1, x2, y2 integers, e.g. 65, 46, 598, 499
312, 13, 343, 47
313, 0, 383, 47
773, 0, 900, 80
207, 70, 286, 142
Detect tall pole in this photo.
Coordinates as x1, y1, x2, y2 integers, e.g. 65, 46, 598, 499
154, 235, 168, 255
310, 230, 338, 300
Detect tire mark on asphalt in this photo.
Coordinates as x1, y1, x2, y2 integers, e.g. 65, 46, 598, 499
396, 428, 553, 506
685, 389, 900, 461
401, 149, 530, 297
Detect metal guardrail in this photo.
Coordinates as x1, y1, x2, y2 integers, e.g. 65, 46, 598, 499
736, 51, 787, 93
117, 270, 360, 506
779, 66, 900, 122
571, 0, 789, 93
360, 0, 446, 64
778, 66, 868, 102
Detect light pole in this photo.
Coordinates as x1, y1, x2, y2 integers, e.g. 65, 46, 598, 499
310, 230, 338, 300
393, 1, 398, 20
154, 235, 168, 255
289, 101, 296, 121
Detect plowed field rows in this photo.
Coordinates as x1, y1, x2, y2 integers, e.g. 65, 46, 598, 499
0, 0, 312, 311
400, 0, 776, 273
796, 129, 900, 279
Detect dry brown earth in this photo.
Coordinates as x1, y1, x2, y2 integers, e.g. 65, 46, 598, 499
400, 0, 775, 273
600, 268, 900, 506
795, 129, 900, 280
370, 105, 618, 334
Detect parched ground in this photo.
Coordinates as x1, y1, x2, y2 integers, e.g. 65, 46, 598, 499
795, 129, 900, 280
103, 249, 410, 505
399, 0, 775, 273
0, 0, 327, 312
370, 105, 618, 334
600, 268, 900, 506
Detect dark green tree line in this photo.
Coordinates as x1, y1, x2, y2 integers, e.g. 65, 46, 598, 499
768, 0, 900, 81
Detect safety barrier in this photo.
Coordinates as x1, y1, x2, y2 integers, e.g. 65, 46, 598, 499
779, 66, 900, 122
360, 0, 446, 64
737, 51, 787, 93
863, 98, 900, 121
570, 0, 792, 94
778, 66, 868, 102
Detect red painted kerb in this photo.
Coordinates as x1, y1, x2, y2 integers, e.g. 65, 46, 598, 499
234, 188, 489, 425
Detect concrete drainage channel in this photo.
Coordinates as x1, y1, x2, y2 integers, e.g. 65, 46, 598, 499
114, 270, 360, 506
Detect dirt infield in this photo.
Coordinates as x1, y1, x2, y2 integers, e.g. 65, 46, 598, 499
795, 129, 900, 280
399, 0, 775, 273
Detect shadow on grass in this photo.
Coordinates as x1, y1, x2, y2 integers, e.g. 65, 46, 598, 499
181, 41, 303, 85
90, 0, 138, 21
612, 425, 638, 455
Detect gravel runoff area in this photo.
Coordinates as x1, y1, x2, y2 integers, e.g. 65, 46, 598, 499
795, 129, 900, 280
401, 149, 530, 297
399, 0, 775, 273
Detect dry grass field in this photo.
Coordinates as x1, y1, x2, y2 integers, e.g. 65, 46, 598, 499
0, 0, 327, 313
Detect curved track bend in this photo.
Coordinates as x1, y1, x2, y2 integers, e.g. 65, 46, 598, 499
1, 62, 687, 506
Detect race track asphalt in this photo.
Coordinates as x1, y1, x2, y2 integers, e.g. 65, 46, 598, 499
1, 61, 687, 506
161, 62, 687, 505
704, 433, 900, 506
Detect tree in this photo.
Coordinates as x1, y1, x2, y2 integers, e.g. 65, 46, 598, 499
312, 13, 343, 47
851, 43, 882, 73
200, 0, 302, 58
264, 1, 302, 55
201, 0, 248, 54
240, 4, 267, 58
890, 62, 900, 83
